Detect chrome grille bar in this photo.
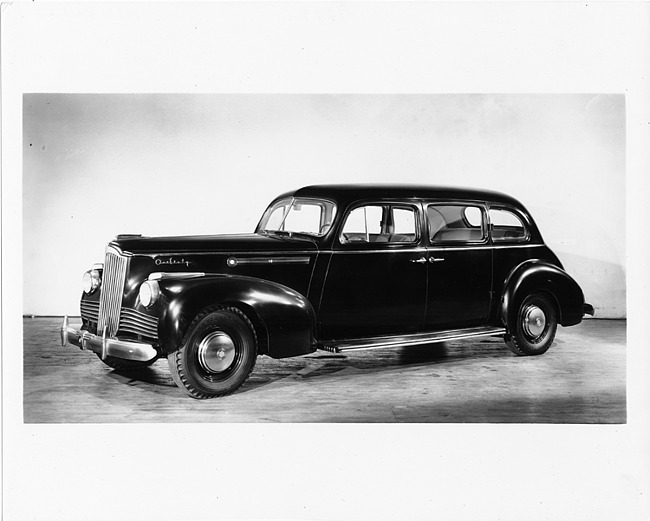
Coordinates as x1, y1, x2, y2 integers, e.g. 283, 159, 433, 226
80, 299, 100, 322
98, 247, 129, 337
83, 300, 158, 339
119, 308, 158, 339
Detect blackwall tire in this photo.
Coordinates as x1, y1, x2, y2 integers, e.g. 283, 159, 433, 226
97, 354, 157, 370
505, 293, 557, 356
167, 307, 257, 399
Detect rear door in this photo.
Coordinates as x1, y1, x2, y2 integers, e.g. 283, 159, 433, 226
317, 201, 428, 340
424, 202, 492, 329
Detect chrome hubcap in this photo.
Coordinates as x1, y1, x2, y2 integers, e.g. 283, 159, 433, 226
197, 331, 236, 373
522, 305, 546, 338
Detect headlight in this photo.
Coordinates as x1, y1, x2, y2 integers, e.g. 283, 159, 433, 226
82, 269, 101, 294
139, 280, 160, 308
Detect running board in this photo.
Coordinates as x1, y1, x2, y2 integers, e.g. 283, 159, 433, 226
318, 326, 506, 353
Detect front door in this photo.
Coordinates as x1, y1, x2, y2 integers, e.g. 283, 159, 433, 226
317, 202, 428, 340
424, 202, 492, 329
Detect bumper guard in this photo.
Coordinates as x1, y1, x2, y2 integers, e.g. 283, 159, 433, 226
60, 316, 158, 362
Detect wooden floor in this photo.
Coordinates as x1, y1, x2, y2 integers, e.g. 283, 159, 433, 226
23, 317, 626, 423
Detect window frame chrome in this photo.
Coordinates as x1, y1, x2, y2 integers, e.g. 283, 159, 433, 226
336, 199, 423, 248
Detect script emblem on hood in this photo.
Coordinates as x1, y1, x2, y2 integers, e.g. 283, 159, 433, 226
155, 256, 191, 267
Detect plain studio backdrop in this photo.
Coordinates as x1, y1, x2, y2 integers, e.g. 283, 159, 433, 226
23, 93, 625, 318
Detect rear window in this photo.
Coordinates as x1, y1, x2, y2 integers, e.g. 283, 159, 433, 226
427, 204, 486, 244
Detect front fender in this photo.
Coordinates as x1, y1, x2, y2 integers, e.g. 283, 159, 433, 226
500, 260, 587, 328
155, 274, 317, 358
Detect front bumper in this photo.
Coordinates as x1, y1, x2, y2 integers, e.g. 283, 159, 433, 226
60, 316, 158, 362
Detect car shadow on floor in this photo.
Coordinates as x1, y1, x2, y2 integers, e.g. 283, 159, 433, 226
99, 336, 516, 398
104, 364, 177, 389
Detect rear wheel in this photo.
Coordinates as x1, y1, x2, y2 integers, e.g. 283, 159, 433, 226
505, 293, 557, 356
167, 307, 257, 399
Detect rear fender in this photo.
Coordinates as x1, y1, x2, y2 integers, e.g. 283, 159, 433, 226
500, 260, 586, 329
155, 274, 316, 358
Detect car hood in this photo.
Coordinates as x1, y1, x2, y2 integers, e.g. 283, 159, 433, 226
110, 233, 319, 256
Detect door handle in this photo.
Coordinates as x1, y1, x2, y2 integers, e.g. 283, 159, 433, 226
410, 257, 427, 264
429, 257, 445, 263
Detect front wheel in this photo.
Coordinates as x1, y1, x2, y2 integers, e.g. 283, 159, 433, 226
167, 307, 257, 399
505, 293, 557, 356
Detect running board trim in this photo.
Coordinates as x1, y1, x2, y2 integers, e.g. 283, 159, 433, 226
318, 326, 506, 353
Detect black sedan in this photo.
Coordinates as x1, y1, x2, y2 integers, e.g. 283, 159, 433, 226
62, 185, 593, 398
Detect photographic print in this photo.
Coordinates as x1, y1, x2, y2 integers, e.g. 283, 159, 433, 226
4, 3, 648, 521
23, 93, 625, 423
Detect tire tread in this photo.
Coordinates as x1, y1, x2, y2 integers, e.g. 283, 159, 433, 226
167, 306, 257, 399
504, 292, 557, 356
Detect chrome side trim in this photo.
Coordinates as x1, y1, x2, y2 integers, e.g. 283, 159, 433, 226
330, 244, 545, 254
139, 247, 316, 258
431, 244, 544, 252
227, 256, 311, 267
332, 248, 428, 255
140, 250, 318, 257
148, 272, 206, 281
319, 326, 506, 353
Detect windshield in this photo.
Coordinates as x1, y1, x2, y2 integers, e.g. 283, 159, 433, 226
257, 198, 337, 238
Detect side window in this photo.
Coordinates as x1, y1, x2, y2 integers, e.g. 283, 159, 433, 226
427, 204, 486, 243
340, 205, 417, 244
489, 208, 528, 242
390, 207, 417, 243
341, 205, 383, 243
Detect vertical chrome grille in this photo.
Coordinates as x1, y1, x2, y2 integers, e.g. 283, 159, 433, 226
98, 247, 129, 337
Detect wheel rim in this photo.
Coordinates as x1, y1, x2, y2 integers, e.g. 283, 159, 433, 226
522, 305, 546, 339
197, 331, 236, 373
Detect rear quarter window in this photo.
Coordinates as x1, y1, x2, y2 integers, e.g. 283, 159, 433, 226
489, 207, 528, 242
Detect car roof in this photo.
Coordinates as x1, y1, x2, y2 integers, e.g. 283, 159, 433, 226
289, 184, 525, 208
